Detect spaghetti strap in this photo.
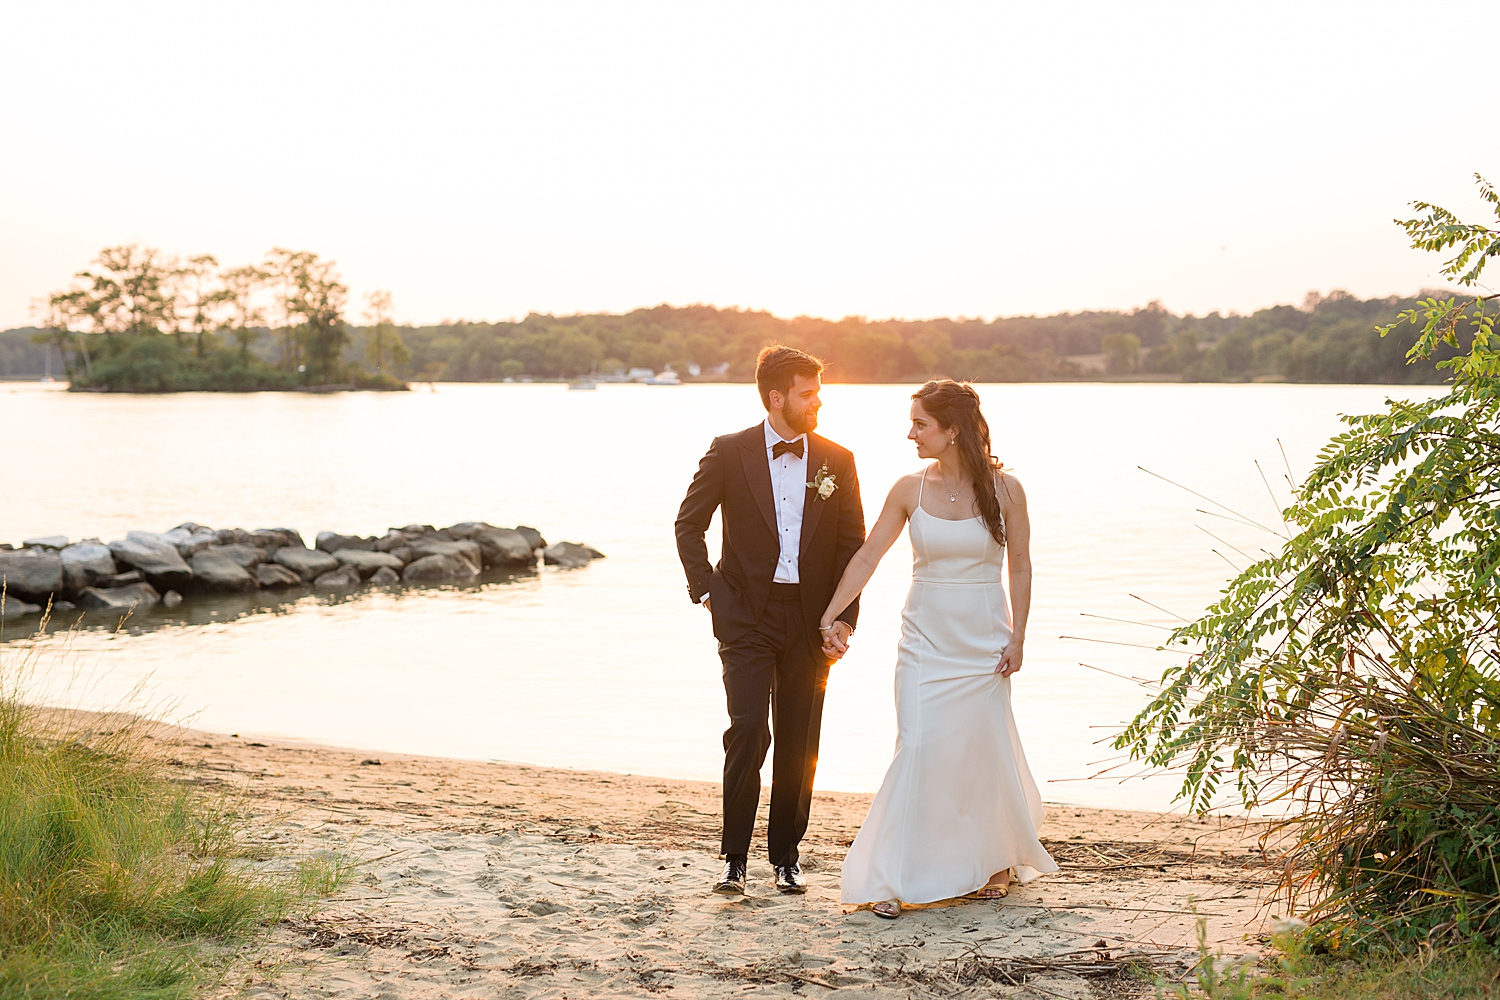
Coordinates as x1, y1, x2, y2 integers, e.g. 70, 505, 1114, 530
994, 471, 1007, 535
917, 465, 927, 508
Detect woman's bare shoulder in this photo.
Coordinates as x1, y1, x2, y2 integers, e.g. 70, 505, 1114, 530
996, 469, 1027, 504
885, 469, 926, 508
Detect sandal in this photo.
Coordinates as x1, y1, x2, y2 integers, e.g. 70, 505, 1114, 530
872, 900, 901, 919
963, 869, 1013, 900
963, 884, 1009, 899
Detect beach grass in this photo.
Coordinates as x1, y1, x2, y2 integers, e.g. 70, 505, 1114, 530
1163, 923, 1500, 999
0, 615, 349, 999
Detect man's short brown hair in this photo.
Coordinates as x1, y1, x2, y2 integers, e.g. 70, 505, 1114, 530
754, 345, 824, 410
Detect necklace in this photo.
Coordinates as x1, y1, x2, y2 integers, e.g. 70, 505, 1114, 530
940, 467, 962, 503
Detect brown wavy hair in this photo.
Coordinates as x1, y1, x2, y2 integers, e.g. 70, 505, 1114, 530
911, 379, 1006, 545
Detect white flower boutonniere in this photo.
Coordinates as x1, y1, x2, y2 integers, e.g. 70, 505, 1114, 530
807, 461, 837, 501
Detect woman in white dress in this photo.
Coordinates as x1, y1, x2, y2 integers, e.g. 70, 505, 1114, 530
818, 380, 1057, 919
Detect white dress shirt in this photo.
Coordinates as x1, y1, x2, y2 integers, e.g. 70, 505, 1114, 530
764, 420, 808, 584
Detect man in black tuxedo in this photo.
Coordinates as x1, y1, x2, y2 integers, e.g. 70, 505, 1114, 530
675, 345, 865, 895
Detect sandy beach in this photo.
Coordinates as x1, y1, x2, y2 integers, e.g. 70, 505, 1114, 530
133, 725, 1286, 999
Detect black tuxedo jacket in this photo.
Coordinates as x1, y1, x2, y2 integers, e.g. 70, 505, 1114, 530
675, 423, 865, 653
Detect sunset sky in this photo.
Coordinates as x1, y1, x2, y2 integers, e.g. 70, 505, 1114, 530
2, 0, 1497, 329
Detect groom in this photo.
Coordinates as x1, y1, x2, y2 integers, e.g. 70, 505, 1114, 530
675, 345, 865, 895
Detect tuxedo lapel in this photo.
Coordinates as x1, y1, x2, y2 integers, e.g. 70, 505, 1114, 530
738, 429, 778, 539
799, 434, 828, 558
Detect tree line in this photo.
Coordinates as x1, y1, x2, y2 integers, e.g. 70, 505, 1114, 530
4, 243, 1458, 387
392, 290, 1457, 384
20, 245, 407, 391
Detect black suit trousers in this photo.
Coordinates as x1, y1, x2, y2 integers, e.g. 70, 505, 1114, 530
718, 585, 829, 865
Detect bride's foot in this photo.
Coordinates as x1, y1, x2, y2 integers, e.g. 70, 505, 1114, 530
872, 900, 901, 919
964, 869, 1013, 899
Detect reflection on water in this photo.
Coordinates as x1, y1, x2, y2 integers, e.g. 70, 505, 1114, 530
0, 380, 1444, 812
4, 567, 538, 642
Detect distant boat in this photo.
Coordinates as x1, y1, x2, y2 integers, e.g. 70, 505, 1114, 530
643, 372, 682, 386
568, 379, 597, 391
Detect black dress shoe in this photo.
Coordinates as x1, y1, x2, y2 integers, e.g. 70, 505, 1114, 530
774, 863, 807, 894
713, 857, 747, 895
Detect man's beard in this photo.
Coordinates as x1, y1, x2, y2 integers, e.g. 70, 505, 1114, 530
785, 404, 818, 435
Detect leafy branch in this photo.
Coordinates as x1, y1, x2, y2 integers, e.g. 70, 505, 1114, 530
1116, 175, 1500, 946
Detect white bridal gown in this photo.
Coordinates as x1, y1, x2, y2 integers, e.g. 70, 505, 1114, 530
840, 472, 1058, 905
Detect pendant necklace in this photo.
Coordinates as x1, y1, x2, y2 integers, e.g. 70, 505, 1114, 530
941, 468, 961, 502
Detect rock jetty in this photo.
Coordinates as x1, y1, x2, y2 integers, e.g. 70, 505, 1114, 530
0, 522, 604, 619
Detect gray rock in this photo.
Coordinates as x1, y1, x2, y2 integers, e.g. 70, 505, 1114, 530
316, 532, 375, 553
161, 525, 219, 557
273, 547, 340, 581
313, 565, 362, 588
0, 548, 65, 600
22, 535, 68, 549
389, 546, 413, 565
368, 566, 400, 585
53, 601, 75, 611
245, 531, 278, 550
208, 544, 265, 569
516, 525, 547, 551
189, 550, 257, 592
60, 541, 117, 592
402, 553, 480, 583
249, 528, 303, 550
78, 581, 161, 612
255, 563, 303, 588
398, 524, 436, 535
407, 538, 482, 571
108, 532, 193, 589
543, 541, 601, 569
162, 590, 183, 607
333, 549, 405, 577
0, 594, 42, 618
475, 527, 534, 568
444, 521, 493, 540
372, 531, 411, 552
100, 570, 144, 588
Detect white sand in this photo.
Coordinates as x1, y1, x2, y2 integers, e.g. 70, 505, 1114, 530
157, 730, 1280, 999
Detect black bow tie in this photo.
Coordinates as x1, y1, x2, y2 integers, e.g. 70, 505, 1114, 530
772, 438, 804, 459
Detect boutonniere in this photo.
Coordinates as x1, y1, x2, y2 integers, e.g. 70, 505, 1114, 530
807, 461, 837, 501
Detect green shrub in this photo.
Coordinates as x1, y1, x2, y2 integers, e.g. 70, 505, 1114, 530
1118, 176, 1500, 949
73, 335, 299, 392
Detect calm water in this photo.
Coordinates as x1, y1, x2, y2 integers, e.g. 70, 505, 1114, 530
0, 380, 1441, 812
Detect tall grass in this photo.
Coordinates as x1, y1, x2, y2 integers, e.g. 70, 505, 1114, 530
0, 609, 340, 999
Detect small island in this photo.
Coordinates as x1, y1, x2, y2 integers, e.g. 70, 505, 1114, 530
31, 246, 411, 393
0, 521, 604, 620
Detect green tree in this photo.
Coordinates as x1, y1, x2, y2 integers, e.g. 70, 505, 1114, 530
1116, 175, 1500, 945
265, 249, 349, 382
1100, 332, 1140, 373
176, 253, 221, 357
218, 264, 267, 361
46, 245, 179, 367
363, 290, 410, 374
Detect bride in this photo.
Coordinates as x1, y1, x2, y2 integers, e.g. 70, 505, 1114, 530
819, 379, 1057, 918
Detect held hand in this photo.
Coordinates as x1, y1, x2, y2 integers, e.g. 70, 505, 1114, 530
996, 639, 1023, 677
820, 621, 853, 659
702, 596, 711, 612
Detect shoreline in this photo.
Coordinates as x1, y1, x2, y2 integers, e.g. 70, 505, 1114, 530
132, 722, 1284, 998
